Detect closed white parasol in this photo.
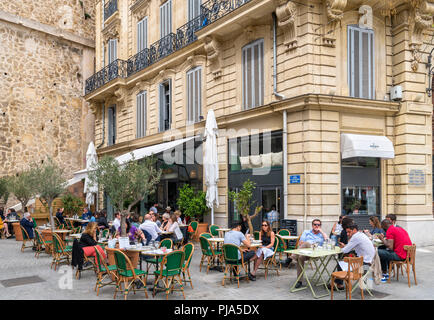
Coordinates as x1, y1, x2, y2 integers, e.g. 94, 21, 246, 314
84, 141, 98, 206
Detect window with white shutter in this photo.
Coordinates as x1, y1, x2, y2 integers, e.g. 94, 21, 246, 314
108, 39, 117, 64
108, 105, 116, 146
159, 80, 171, 132
242, 39, 264, 110
348, 25, 375, 99
188, 0, 201, 21
187, 67, 202, 124
137, 17, 148, 53
160, 0, 172, 38
136, 91, 147, 138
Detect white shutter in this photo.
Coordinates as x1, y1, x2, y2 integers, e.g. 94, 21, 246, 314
108, 105, 116, 146
137, 17, 148, 52
136, 91, 147, 138
188, 0, 201, 21
187, 67, 202, 123
108, 39, 117, 64
242, 39, 264, 110
160, 0, 172, 38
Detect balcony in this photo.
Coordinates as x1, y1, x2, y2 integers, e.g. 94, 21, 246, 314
85, 59, 127, 95
104, 0, 118, 21
85, 0, 253, 95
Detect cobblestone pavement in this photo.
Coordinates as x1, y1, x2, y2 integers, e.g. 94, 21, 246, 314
0, 238, 433, 300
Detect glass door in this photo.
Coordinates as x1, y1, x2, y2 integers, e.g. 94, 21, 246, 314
260, 187, 281, 232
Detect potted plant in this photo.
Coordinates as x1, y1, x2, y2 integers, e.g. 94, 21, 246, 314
177, 184, 209, 240
351, 199, 361, 214
61, 193, 85, 217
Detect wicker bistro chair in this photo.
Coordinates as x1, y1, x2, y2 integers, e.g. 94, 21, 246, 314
262, 235, 281, 279
221, 244, 250, 288
331, 256, 365, 300
253, 231, 260, 241
93, 246, 119, 296
209, 224, 220, 237
188, 221, 198, 241
75, 250, 98, 280
181, 243, 194, 289
20, 225, 35, 252
51, 233, 73, 271
153, 250, 186, 300
388, 244, 417, 287
34, 228, 52, 258
145, 238, 173, 273
113, 249, 148, 300
199, 236, 222, 274
199, 232, 212, 239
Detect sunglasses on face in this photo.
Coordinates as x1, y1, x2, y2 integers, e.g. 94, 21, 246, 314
313, 224, 321, 227
262, 224, 268, 227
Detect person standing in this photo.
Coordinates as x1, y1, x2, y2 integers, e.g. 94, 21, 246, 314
266, 205, 279, 231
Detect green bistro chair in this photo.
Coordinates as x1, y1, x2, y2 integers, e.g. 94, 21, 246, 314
93, 246, 118, 296
199, 236, 222, 274
199, 232, 212, 239
275, 234, 287, 265
20, 225, 35, 252
221, 244, 249, 288
113, 249, 148, 300
34, 228, 52, 258
262, 235, 281, 279
254, 231, 260, 241
209, 224, 220, 237
51, 233, 72, 271
188, 221, 198, 241
181, 243, 194, 289
146, 238, 173, 273
153, 250, 186, 300
101, 228, 109, 238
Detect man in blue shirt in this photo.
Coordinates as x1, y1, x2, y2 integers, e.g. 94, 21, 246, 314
290, 219, 329, 288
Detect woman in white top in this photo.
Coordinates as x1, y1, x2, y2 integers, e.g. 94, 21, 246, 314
168, 214, 184, 244
331, 215, 344, 245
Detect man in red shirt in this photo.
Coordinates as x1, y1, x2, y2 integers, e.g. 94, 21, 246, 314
377, 219, 412, 282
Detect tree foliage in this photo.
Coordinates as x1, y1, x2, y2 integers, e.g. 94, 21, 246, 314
61, 193, 85, 216
9, 168, 37, 211
177, 184, 208, 221
0, 176, 11, 205
88, 154, 161, 236
228, 179, 263, 234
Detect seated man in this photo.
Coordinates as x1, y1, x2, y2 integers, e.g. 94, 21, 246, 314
20, 212, 35, 240
290, 219, 328, 288
56, 207, 66, 227
110, 212, 121, 235
224, 222, 258, 281
385, 213, 401, 228
333, 223, 376, 289
139, 213, 162, 244
377, 219, 412, 282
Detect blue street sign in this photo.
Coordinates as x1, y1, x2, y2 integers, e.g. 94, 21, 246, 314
289, 175, 301, 184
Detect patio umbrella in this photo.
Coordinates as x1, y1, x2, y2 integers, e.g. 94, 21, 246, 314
204, 109, 219, 225
84, 141, 98, 206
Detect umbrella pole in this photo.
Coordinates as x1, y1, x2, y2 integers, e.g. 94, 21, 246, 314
211, 206, 214, 225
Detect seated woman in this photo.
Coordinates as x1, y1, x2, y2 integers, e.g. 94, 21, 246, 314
0, 216, 11, 238
168, 214, 184, 246
79, 222, 106, 259
95, 210, 109, 230
363, 216, 386, 239
116, 219, 146, 244
160, 213, 172, 231
330, 215, 344, 245
250, 220, 276, 280
174, 210, 185, 225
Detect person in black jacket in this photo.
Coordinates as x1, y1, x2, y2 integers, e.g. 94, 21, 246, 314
95, 210, 109, 230
20, 212, 35, 239
79, 222, 106, 260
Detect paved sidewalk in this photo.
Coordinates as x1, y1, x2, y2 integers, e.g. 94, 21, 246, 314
0, 238, 433, 300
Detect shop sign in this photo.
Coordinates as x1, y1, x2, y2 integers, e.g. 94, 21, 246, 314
289, 175, 301, 184
409, 169, 425, 186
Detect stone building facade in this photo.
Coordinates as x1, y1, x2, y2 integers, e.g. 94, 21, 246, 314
85, 0, 434, 246
0, 0, 96, 185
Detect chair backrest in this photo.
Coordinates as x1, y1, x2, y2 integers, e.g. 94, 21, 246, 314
222, 243, 242, 264
102, 229, 109, 238
404, 244, 416, 265
209, 224, 219, 236
160, 238, 173, 249
113, 249, 137, 278
275, 234, 286, 251
253, 231, 260, 240
278, 229, 290, 236
52, 233, 66, 253
295, 235, 301, 249
344, 256, 364, 280
20, 225, 30, 240
199, 236, 214, 255
182, 243, 194, 269
161, 250, 185, 275
189, 221, 198, 232
199, 232, 212, 239
34, 229, 43, 245
54, 216, 61, 228
94, 246, 109, 273
272, 234, 280, 253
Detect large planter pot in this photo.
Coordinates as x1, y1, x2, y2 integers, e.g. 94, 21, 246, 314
194, 223, 209, 241
12, 223, 23, 241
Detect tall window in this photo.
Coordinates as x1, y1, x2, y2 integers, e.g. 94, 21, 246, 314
159, 80, 171, 132
348, 25, 375, 99
108, 105, 116, 146
108, 38, 117, 64
160, 0, 172, 38
242, 39, 264, 110
137, 17, 148, 53
187, 67, 202, 124
188, 0, 201, 21
136, 91, 147, 138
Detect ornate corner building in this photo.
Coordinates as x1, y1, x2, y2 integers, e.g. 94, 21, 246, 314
84, 0, 434, 246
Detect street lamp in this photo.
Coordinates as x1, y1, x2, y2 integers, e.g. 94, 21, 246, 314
426, 47, 434, 97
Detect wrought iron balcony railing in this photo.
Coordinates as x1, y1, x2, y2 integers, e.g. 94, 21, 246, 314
85, 59, 127, 95
175, 15, 202, 51
104, 0, 118, 21
200, 0, 252, 27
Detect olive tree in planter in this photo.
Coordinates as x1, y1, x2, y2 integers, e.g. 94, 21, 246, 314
177, 184, 209, 222
61, 193, 85, 216
88, 154, 161, 237
10, 168, 38, 213
228, 179, 263, 234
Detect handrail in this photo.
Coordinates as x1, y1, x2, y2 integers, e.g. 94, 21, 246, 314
104, 0, 118, 21
85, 59, 127, 95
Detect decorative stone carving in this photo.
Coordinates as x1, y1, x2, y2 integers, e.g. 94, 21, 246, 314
131, 0, 150, 20
114, 88, 126, 112
204, 36, 222, 80
321, 0, 347, 47
275, 1, 298, 51
102, 17, 120, 43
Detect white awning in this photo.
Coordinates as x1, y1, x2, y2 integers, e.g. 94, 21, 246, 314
341, 133, 395, 159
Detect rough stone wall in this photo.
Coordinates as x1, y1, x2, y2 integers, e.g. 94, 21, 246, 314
0, 21, 85, 177
0, 0, 96, 40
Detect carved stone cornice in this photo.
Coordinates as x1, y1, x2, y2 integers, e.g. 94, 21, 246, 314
130, 0, 150, 20
275, 1, 298, 51
204, 36, 222, 80
102, 17, 120, 42
114, 87, 127, 112
320, 0, 347, 47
